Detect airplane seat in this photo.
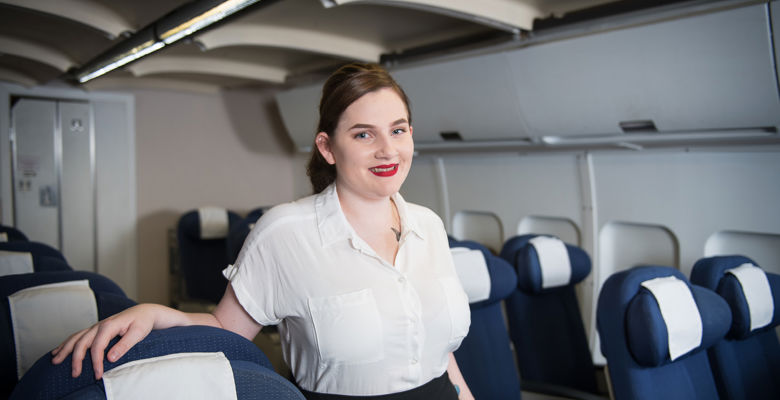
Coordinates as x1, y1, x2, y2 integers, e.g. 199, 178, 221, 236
245, 207, 265, 224
449, 239, 522, 399
499, 234, 600, 395
1, 250, 72, 277
177, 207, 242, 304
0, 241, 67, 262
689, 255, 780, 400
0, 271, 137, 398
0, 225, 28, 242
597, 265, 731, 400
226, 207, 264, 265
11, 325, 304, 399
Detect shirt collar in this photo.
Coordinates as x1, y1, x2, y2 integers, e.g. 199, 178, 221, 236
314, 183, 425, 248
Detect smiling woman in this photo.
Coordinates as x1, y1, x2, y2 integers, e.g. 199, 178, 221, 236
51, 63, 474, 400
314, 87, 413, 202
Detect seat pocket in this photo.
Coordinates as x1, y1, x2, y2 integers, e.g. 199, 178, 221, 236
308, 288, 384, 364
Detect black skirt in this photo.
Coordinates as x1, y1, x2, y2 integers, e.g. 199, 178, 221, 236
299, 372, 459, 400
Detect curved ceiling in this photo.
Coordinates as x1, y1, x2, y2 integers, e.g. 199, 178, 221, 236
0, 0, 645, 92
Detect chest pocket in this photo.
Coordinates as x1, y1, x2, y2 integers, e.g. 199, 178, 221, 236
438, 277, 471, 350
308, 289, 384, 365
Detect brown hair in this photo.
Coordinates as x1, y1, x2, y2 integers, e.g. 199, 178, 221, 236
306, 63, 412, 194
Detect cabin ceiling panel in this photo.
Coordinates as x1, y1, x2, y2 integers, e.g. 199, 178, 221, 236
0, 0, 134, 38
0, 36, 74, 72
0, 0, 705, 93
321, 0, 619, 32
196, 24, 387, 62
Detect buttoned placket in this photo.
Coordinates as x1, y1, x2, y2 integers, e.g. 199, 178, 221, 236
347, 234, 425, 382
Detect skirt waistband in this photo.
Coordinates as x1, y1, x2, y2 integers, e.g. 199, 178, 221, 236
298, 372, 458, 400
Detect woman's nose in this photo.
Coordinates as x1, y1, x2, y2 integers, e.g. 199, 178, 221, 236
375, 134, 398, 158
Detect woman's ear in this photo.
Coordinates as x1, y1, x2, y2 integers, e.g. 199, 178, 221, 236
315, 132, 336, 165
409, 125, 413, 137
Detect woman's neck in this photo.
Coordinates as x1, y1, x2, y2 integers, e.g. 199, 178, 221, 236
336, 185, 394, 226
336, 184, 401, 265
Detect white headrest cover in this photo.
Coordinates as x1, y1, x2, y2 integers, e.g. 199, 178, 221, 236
450, 248, 491, 303
0, 250, 34, 277
103, 352, 238, 400
9, 280, 97, 379
529, 236, 572, 289
726, 263, 774, 331
0, 232, 8, 242
198, 207, 229, 239
641, 276, 703, 361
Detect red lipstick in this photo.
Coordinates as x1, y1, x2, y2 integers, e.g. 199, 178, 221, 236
369, 164, 399, 177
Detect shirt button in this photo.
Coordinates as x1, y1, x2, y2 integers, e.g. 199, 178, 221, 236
398, 277, 406, 283
411, 358, 418, 364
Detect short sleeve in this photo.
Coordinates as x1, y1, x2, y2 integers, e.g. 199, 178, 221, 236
223, 237, 282, 326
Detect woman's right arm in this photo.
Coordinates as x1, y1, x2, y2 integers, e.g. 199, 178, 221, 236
51, 284, 262, 379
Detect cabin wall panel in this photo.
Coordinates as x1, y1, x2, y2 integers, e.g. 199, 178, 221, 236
438, 153, 583, 245
772, 1, 780, 97
401, 155, 447, 220
94, 99, 137, 298
133, 88, 297, 304
592, 150, 780, 276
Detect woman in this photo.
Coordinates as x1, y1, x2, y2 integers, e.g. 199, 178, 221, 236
52, 63, 474, 399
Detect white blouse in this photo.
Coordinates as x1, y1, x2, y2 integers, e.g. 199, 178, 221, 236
223, 183, 471, 396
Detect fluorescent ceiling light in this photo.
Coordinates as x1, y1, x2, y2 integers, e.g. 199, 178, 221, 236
78, 40, 164, 83
160, 0, 262, 44
76, 0, 262, 83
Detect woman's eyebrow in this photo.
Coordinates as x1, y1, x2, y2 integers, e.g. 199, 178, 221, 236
348, 118, 408, 130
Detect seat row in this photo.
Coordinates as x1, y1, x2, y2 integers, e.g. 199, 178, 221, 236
0, 224, 304, 399
174, 207, 265, 305
449, 234, 779, 400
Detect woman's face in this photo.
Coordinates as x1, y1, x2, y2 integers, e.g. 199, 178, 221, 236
316, 87, 414, 201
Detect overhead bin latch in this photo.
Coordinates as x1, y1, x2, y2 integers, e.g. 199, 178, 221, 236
440, 131, 463, 141
619, 120, 657, 133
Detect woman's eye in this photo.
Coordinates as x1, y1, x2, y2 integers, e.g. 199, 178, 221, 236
354, 132, 369, 139
392, 128, 406, 135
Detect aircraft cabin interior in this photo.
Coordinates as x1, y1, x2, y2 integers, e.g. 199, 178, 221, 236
0, 0, 779, 399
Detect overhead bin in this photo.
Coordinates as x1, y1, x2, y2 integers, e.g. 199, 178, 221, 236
276, 53, 529, 150
276, 83, 321, 151
277, 3, 780, 151
391, 53, 529, 143
505, 3, 780, 137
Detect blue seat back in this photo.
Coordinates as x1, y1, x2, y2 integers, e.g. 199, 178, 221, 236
450, 239, 521, 399
226, 207, 265, 264
1, 271, 136, 398
597, 265, 731, 400
499, 234, 598, 393
0, 242, 66, 262
0, 226, 28, 242
177, 208, 241, 303
690, 255, 780, 400
12, 326, 304, 400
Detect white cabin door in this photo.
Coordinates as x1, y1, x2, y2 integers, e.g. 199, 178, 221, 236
11, 97, 95, 271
